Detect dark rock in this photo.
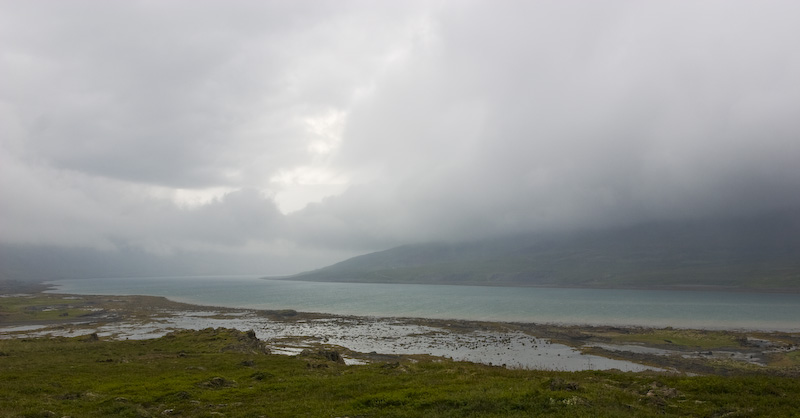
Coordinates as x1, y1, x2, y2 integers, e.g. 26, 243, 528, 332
221, 330, 270, 354
319, 350, 345, 364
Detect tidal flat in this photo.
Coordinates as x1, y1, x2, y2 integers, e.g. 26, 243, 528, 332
1, 292, 652, 372
3, 286, 800, 417
3, 293, 800, 417
2, 289, 799, 376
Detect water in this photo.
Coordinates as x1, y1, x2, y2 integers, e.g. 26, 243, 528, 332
47, 276, 800, 331
1, 305, 657, 372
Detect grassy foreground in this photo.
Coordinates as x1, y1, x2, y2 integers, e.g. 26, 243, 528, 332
2, 328, 800, 418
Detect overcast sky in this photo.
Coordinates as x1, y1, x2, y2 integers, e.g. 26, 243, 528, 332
2, 0, 799, 275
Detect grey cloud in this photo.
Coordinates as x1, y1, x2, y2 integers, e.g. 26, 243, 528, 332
1, 1, 422, 188
305, 1, 800, 245
1, 1, 799, 276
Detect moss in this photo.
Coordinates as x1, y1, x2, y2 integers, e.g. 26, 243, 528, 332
605, 328, 741, 349
2, 330, 800, 417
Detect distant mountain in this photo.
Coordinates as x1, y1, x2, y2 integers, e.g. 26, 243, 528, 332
288, 211, 800, 291
0, 244, 272, 282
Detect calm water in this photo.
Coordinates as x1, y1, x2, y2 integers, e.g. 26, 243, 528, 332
48, 276, 800, 331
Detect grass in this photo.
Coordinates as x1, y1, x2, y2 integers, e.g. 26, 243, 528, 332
2, 329, 800, 417
600, 328, 741, 350
0, 295, 97, 322
767, 349, 800, 368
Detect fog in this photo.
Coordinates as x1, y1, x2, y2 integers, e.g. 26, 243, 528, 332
2, 1, 799, 277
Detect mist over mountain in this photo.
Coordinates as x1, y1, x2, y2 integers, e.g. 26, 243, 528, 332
290, 211, 800, 291
0, 245, 276, 282
2, 2, 800, 280
3, 210, 798, 290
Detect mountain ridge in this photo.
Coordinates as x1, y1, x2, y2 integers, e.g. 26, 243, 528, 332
286, 211, 800, 291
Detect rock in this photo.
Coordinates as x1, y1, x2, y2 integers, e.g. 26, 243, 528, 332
221, 330, 270, 354
319, 350, 345, 364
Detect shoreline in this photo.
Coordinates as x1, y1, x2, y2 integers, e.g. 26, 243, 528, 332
41, 276, 800, 333
2, 283, 799, 375
29, 275, 800, 295
279, 276, 800, 294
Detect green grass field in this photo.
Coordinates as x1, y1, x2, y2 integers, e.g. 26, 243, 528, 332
2, 328, 800, 418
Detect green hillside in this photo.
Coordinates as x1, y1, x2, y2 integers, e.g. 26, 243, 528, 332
289, 212, 800, 290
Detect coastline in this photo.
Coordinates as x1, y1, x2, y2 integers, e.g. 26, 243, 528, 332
3, 280, 799, 376
279, 276, 800, 295
44, 276, 800, 333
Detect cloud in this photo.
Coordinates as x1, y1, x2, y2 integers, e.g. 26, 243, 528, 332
1, 0, 799, 275
309, 0, 800, 242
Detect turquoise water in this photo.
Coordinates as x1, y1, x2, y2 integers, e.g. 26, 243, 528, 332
48, 276, 800, 331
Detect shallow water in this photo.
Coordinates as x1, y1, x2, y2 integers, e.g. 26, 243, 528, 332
48, 276, 800, 331
2, 308, 658, 372
0, 324, 49, 332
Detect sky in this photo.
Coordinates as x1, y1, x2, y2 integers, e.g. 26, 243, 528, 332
2, 0, 799, 276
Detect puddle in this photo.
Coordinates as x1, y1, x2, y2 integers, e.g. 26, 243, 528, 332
343, 357, 369, 366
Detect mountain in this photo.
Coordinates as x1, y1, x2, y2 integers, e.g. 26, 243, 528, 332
0, 244, 272, 282
287, 211, 800, 291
